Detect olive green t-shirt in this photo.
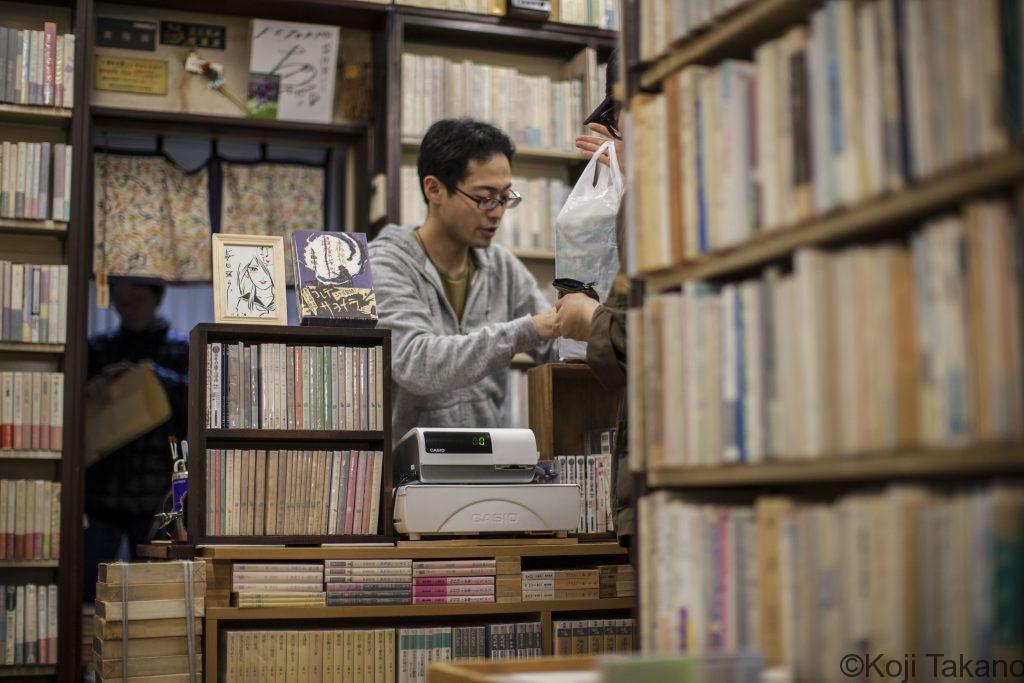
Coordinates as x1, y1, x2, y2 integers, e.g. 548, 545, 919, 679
413, 229, 476, 321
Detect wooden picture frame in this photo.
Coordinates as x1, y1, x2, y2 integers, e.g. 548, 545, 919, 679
211, 234, 288, 325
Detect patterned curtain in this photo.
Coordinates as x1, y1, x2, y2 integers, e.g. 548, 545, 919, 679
93, 154, 213, 282
221, 163, 325, 283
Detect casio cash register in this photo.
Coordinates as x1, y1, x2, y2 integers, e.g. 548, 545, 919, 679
392, 427, 580, 539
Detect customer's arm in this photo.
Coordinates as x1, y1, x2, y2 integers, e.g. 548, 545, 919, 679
586, 292, 627, 390
509, 258, 558, 363
375, 251, 550, 396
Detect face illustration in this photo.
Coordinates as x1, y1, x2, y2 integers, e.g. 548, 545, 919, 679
430, 154, 512, 249
247, 256, 273, 293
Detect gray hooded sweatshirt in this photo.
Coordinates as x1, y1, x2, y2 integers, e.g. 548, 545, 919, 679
369, 225, 554, 440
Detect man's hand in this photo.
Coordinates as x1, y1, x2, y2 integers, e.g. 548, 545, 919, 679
575, 123, 625, 173
554, 293, 600, 341
532, 307, 558, 341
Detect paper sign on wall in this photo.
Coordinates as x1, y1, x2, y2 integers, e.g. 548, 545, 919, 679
248, 19, 339, 124
95, 55, 168, 95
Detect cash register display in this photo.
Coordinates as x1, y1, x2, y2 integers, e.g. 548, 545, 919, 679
424, 431, 493, 454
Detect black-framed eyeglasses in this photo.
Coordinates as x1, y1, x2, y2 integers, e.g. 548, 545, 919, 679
456, 187, 523, 211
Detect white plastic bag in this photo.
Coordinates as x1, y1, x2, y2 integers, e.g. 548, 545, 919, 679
554, 140, 624, 359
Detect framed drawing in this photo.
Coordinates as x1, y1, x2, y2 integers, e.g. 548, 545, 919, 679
212, 233, 288, 325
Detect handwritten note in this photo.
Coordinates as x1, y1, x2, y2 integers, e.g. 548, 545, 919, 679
249, 19, 339, 124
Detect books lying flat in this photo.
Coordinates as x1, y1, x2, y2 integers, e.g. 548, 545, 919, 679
412, 595, 494, 604
327, 596, 411, 606
93, 635, 202, 660
325, 582, 411, 591
96, 598, 205, 622
95, 654, 202, 678
93, 616, 203, 641
94, 582, 207, 602
414, 576, 495, 586
98, 561, 206, 585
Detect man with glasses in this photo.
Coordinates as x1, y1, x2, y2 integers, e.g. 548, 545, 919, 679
370, 118, 557, 439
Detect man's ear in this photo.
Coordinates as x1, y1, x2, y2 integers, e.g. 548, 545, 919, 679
423, 176, 446, 206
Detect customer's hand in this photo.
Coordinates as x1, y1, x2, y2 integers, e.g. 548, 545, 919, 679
554, 293, 600, 341
532, 307, 558, 341
575, 123, 625, 173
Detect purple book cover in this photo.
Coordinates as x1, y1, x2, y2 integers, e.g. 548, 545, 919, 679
291, 230, 378, 326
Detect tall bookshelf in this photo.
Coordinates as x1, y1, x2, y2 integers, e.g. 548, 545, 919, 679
0, 1, 91, 681
0, 1, 623, 679
623, 0, 1024, 673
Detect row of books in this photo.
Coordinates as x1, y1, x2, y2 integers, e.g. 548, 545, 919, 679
598, 563, 636, 598
0, 262, 68, 344
522, 569, 599, 601
393, 0, 618, 28
639, 0, 751, 62
401, 54, 586, 152
555, 454, 614, 533
0, 371, 63, 452
326, 559, 412, 607
399, 166, 568, 255
637, 195, 1024, 467
205, 450, 384, 538
552, 619, 635, 656
0, 24, 75, 108
0, 479, 60, 560
206, 342, 384, 431
629, 0, 1022, 272
93, 562, 204, 680
1, 584, 58, 666
638, 485, 1024, 679
0, 142, 73, 221
220, 623, 542, 683
411, 560, 497, 605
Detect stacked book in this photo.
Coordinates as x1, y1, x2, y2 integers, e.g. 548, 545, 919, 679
494, 555, 522, 604
0, 262, 68, 344
93, 562, 204, 682
0, 142, 73, 221
412, 560, 495, 604
0, 371, 63, 453
552, 619, 635, 656
522, 569, 599, 601
0, 479, 60, 560
597, 563, 636, 599
232, 563, 324, 608
205, 342, 384, 431
395, 0, 493, 14
325, 559, 412, 606
205, 449, 384, 536
639, 195, 1024, 468
1, 583, 57, 665
452, 622, 542, 660
639, 485, 1024, 669
0, 23, 75, 108
222, 628, 395, 680
555, 454, 614, 533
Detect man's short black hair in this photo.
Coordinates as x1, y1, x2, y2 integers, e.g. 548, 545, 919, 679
417, 118, 516, 203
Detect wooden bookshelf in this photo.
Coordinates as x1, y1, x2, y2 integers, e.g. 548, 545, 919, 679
528, 364, 620, 461
207, 597, 634, 621
0, 342, 64, 355
0, 219, 68, 236
0, 665, 58, 679
0, 103, 72, 127
0, 450, 62, 461
187, 323, 393, 546
198, 541, 627, 561
636, 0, 820, 89
647, 443, 1024, 489
402, 137, 582, 164
644, 146, 1024, 292
0, 559, 59, 569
